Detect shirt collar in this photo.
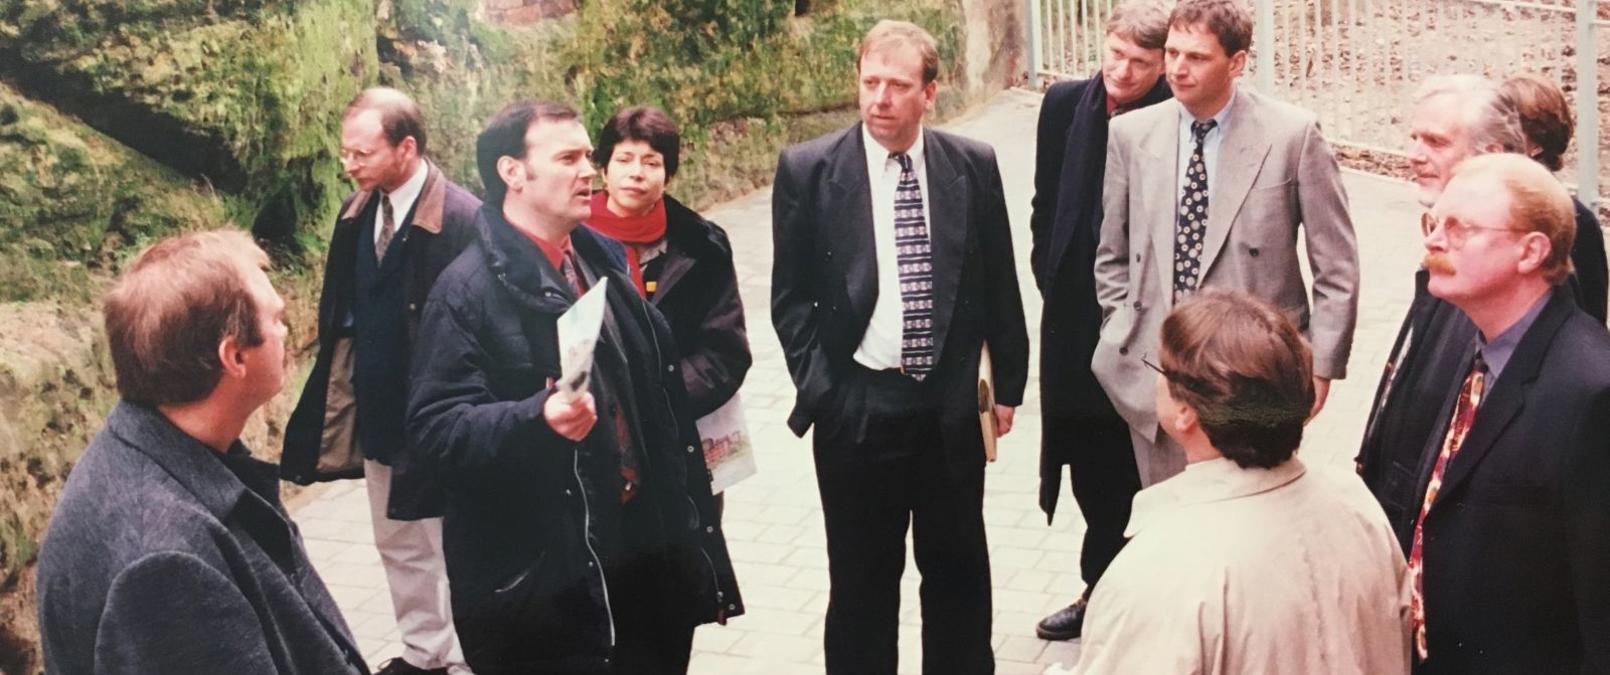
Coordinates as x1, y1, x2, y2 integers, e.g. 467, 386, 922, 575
516, 227, 573, 272
1178, 89, 1235, 135
384, 159, 430, 216
1125, 456, 1307, 538
1478, 290, 1551, 383
862, 124, 926, 172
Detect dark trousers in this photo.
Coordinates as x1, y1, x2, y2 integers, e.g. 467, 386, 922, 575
1049, 414, 1141, 589
812, 366, 994, 675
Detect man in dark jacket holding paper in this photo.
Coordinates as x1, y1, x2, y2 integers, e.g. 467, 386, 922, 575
407, 99, 741, 674
1028, 0, 1172, 641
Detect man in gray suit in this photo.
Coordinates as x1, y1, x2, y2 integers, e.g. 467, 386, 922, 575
1093, 0, 1359, 487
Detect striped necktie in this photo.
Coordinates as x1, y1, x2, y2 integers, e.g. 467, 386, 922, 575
891, 152, 934, 380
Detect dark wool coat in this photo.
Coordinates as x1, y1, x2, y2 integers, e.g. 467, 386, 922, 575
282, 161, 479, 520
38, 403, 366, 675
407, 206, 743, 671
1029, 75, 1171, 518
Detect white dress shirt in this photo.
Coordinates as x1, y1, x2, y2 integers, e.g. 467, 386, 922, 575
854, 126, 932, 371
375, 159, 430, 246
1174, 93, 1235, 207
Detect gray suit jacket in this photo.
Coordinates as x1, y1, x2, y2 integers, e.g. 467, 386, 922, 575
37, 402, 366, 675
1092, 86, 1359, 439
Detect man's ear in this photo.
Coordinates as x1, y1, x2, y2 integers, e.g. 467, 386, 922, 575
1517, 231, 1553, 276
497, 156, 524, 195
1173, 400, 1201, 436
217, 335, 248, 380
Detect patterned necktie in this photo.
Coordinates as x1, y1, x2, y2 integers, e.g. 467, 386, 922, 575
1407, 352, 1488, 661
892, 152, 935, 380
1173, 119, 1217, 302
376, 192, 397, 263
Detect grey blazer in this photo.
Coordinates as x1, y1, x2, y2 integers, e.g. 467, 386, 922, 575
1092, 86, 1359, 439
37, 402, 366, 675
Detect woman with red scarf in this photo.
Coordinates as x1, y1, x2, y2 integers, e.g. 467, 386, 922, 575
587, 106, 753, 511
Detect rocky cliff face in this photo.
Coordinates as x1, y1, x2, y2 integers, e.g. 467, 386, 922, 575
0, 0, 1018, 669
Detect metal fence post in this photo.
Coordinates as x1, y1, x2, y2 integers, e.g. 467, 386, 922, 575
1255, 0, 1275, 94
1576, 0, 1600, 209
1026, 0, 1042, 85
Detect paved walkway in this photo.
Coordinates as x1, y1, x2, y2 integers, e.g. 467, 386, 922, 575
290, 88, 1428, 674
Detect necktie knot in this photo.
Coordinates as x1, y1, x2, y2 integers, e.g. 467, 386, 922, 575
892, 152, 913, 173
1191, 119, 1217, 144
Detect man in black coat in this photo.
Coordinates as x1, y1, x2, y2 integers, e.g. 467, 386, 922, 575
771, 20, 1028, 674
1382, 154, 1610, 673
407, 100, 741, 674
282, 88, 477, 675
1026, 0, 1172, 642
38, 231, 366, 675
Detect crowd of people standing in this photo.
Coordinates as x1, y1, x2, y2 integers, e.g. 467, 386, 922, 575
28, 0, 1610, 673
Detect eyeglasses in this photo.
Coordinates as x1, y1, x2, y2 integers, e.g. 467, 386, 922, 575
1420, 212, 1524, 247
1142, 353, 1208, 392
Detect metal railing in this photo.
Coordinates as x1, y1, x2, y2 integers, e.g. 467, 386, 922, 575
1024, 0, 1607, 207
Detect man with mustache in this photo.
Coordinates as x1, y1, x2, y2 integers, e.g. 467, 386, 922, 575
1388, 153, 1610, 673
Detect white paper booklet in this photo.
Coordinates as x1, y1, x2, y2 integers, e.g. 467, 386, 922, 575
555, 277, 608, 398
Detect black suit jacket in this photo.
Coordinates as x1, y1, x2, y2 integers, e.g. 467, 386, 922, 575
770, 124, 1028, 462
1385, 287, 1610, 674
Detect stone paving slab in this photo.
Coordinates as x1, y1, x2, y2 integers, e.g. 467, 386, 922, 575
290, 87, 1428, 673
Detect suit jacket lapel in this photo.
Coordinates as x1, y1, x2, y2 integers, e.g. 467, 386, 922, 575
1141, 110, 1180, 308
922, 128, 966, 364
1434, 289, 1574, 506
1198, 87, 1271, 282
827, 127, 879, 328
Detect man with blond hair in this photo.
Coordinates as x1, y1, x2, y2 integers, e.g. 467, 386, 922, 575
1029, 0, 1173, 641
1397, 153, 1610, 672
772, 19, 1027, 674
38, 230, 366, 675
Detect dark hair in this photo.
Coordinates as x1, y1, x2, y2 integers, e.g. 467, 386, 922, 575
103, 230, 270, 406
1169, 0, 1253, 56
1158, 289, 1315, 469
1500, 73, 1574, 173
476, 99, 581, 206
593, 106, 682, 180
345, 87, 428, 156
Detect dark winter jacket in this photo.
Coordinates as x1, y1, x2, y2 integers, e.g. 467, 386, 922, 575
592, 194, 751, 418
282, 161, 479, 520
406, 205, 743, 671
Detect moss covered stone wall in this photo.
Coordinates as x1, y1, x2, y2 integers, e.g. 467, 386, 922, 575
0, 0, 1020, 669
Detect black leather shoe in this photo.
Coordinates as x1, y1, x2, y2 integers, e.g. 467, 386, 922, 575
1035, 594, 1089, 641
375, 658, 448, 675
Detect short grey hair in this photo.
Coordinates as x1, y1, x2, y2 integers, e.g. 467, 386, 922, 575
1106, 0, 1172, 51
1413, 75, 1525, 155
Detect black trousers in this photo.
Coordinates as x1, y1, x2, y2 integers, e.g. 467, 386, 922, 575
812, 366, 994, 675
1048, 414, 1141, 589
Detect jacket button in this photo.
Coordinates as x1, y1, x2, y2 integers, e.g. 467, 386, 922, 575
1134, 254, 1141, 262
564, 489, 573, 497
705, 526, 715, 534
687, 445, 697, 454
1133, 301, 1142, 309
667, 364, 676, 373
1119, 347, 1129, 356
1250, 247, 1260, 257
728, 604, 737, 611
587, 561, 595, 568
409, 303, 417, 312
717, 591, 724, 600
825, 251, 834, 259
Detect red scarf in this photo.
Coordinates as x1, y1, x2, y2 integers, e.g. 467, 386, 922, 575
587, 192, 667, 297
